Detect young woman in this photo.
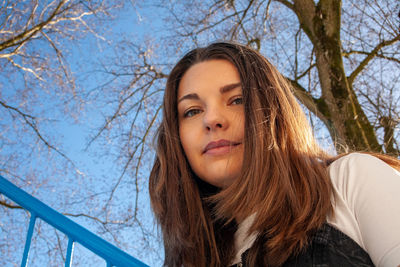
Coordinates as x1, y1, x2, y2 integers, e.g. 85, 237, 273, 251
149, 42, 400, 267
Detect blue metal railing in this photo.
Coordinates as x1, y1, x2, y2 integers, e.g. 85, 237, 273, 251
0, 175, 149, 267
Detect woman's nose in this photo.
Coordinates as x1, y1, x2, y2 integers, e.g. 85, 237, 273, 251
203, 106, 228, 131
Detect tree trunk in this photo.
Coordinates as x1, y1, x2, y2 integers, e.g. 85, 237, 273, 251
292, 0, 381, 153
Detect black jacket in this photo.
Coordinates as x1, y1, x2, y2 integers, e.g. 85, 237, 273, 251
232, 224, 375, 267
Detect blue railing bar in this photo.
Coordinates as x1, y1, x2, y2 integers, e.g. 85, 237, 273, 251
0, 175, 149, 267
21, 213, 36, 267
65, 238, 74, 267
107, 261, 112, 267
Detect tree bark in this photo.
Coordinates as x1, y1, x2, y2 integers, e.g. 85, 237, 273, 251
290, 0, 381, 152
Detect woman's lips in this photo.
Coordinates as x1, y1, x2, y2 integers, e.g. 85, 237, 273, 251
203, 139, 242, 155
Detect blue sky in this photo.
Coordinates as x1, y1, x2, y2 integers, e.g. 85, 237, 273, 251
0, 2, 167, 266
50, 3, 166, 265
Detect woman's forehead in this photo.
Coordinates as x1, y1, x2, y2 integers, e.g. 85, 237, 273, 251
177, 59, 241, 98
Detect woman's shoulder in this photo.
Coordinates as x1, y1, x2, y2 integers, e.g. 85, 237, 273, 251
327, 152, 400, 206
329, 152, 397, 168
328, 152, 399, 184
327, 152, 400, 267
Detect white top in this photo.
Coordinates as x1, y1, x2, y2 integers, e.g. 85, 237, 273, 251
232, 153, 400, 267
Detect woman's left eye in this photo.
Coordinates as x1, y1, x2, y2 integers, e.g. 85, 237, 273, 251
230, 96, 243, 105
183, 108, 202, 118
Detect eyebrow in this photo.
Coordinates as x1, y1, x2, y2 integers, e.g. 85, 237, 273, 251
177, 82, 241, 104
220, 82, 241, 93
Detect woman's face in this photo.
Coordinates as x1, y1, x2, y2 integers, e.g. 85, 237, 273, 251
177, 59, 245, 188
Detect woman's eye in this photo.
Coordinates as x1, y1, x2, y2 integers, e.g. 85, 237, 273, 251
230, 96, 243, 105
184, 109, 201, 118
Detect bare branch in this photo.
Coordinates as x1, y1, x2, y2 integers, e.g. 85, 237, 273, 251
343, 50, 400, 65
0, 100, 73, 165
6, 56, 44, 81
0, 1, 66, 52
180, 11, 241, 37
348, 34, 400, 83
63, 213, 109, 225
230, 0, 254, 40
288, 78, 329, 125
133, 104, 162, 219
296, 63, 316, 80
0, 199, 23, 209
274, 0, 295, 10
40, 30, 75, 90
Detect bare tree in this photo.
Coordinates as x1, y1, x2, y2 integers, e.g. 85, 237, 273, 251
0, 0, 115, 162
0, 1, 160, 265
82, 3, 399, 262
109, 0, 399, 155
164, 0, 400, 154
51, 0, 397, 263
86, 3, 399, 242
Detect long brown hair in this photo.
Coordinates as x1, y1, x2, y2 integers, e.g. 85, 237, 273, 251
150, 42, 337, 266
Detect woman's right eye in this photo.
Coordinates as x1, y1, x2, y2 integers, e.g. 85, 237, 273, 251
183, 108, 201, 118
